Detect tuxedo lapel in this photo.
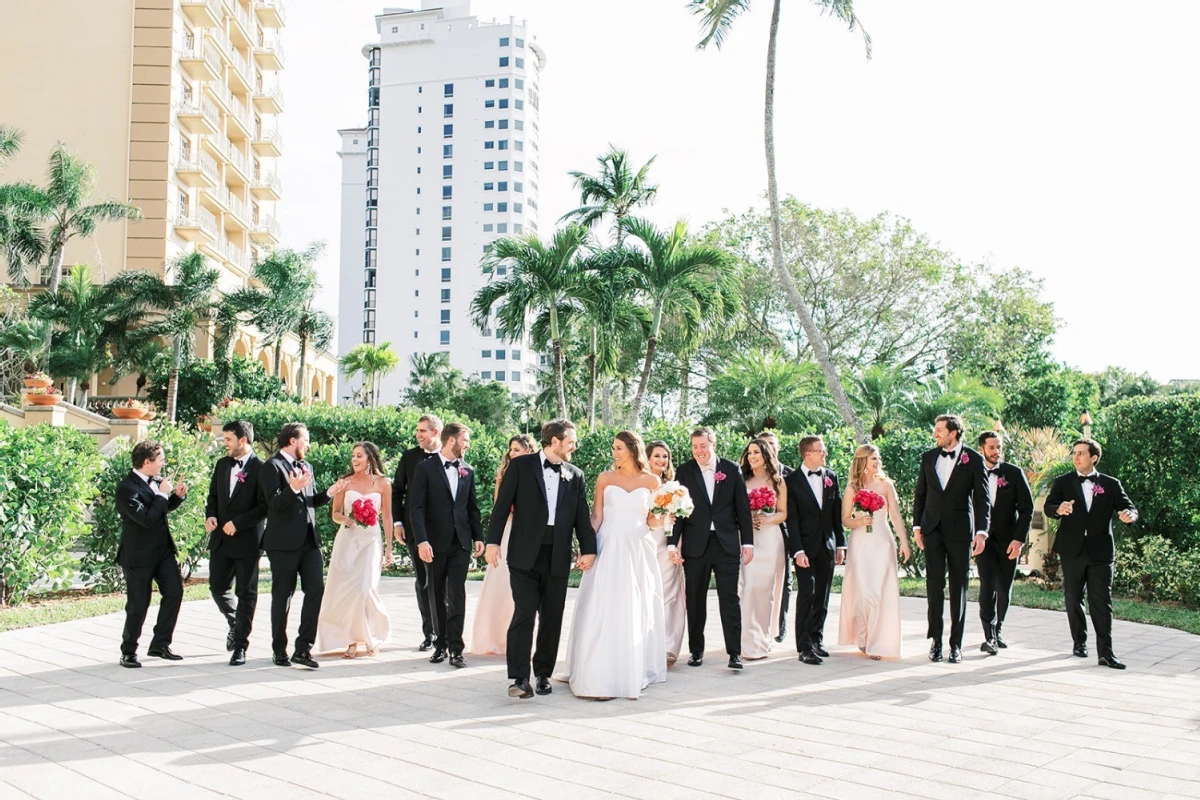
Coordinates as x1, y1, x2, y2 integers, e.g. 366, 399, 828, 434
533, 457, 551, 512
436, 457, 455, 499
228, 458, 247, 503
688, 462, 711, 512
797, 468, 820, 508
552, 466, 569, 525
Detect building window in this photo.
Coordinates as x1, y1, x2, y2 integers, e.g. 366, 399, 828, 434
485, 99, 495, 109
499, 56, 509, 67
418, 106, 422, 113
483, 223, 493, 232
440, 288, 450, 302
441, 247, 451, 262
416, 167, 422, 174
512, 349, 522, 360
412, 331, 418, 339
514, 223, 523, 233
499, 78, 509, 88
498, 202, 508, 212
482, 350, 492, 358
514, 161, 523, 172
498, 181, 508, 191
440, 331, 450, 346
414, 310, 419, 317
499, 99, 509, 109
443, 144, 452, 158
444, 83, 453, 97
443, 124, 453, 137
414, 290, 420, 297
496, 350, 506, 360
496, 265, 507, 274
484, 203, 494, 211
514, 140, 524, 151
499, 37, 510, 46
515, 58, 524, 69
511, 371, 521, 382
442, 206, 452, 220
515, 38, 525, 48
515, 78, 524, 89
443, 103, 453, 117
515, 99, 524, 111
481, 371, 492, 379
514, 181, 523, 192
440, 309, 451, 323
417, 126, 422, 133
418, 85, 422, 93
514, 203, 523, 213
498, 119, 509, 129
443, 164, 453, 178
442, 185, 452, 199
441, 226, 452, 240
498, 161, 509, 171
485, 79, 495, 88
497, 223, 508, 233
484, 182, 494, 190
485, 120, 495, 129
484, 161, 494, 170
498, 140, 509, 151
515, 119, 524, 131
484, 141, 495, 150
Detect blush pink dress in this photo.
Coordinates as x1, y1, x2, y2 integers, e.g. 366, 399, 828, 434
838, 496, 902, 659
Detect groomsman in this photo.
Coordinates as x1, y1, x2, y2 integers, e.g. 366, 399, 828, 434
669, 427, 754, 671
913, 414, 992, 664
392, 414, 443, 651
260, 423, 347, 669
204, 420, 267, 666
784, 435, 845, 664
974, 431, 1034, 655
409, 422, 484, 668
115, 440, 188, 667
1044, 439, 1138, 669
758, 431, 794, 643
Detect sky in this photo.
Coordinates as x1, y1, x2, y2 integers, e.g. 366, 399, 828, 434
281, 0, 1200, 382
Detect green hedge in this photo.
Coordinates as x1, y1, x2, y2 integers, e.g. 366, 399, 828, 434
0, 422, 105, 604
1114, 535, 1200, 609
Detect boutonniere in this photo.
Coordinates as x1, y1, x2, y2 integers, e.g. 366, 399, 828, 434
714, 471, 727, 484
823, 476, 833, 488
457, 466, 468, 479
235, 470, 247, 484
996, 476, 1007, 488
959, 453, 969, 465
1092, 484, 1105, 496
559, 470, 570, 483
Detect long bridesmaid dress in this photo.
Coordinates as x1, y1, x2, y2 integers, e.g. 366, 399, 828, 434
470, 517, 513, 655
838, 505, 902, 658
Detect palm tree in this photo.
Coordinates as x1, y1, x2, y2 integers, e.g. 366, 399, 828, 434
0, 317, 51, 375
0, 125, 48, 284
107, 336, 167, 398
0, 125, 21, 163
294, 305, 335, 404
703, 350, 829, 436
471, 225, 592, 418
577, 263, 651, 429
691, 0, 871, 442
561, 146, 658, 243
409, 351, 452, 390
900, 371, 1004, 431
340, 342, 400, 407
237, 243, 323, 371
617, 216, 737, 424
852, 364, 912, 439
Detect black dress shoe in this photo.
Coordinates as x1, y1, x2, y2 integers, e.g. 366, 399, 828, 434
1098, 655, 1126, 670
429, 648, 447, 664
291, 651, 319, 669
929, 643, 943, 662
272, 652, 291, 667
774, 634, 786, 643
119, 654, 141, 669
146, 646, 183, 661
728, 655, 744, 670
981, 640, 998, 656
948, 647, 963, 664
799, 651, 823, 665
535, 676, 552, 695
508, 679, 534, 699
687, 653, 703, 667
449, 653, 466, 668
813, 644, 830, 658
996, 632, 1008, 649
229, 647, 246, 666
226, 627, 235, 652
1073, 644, 1089, 658
418, 637, 433, 652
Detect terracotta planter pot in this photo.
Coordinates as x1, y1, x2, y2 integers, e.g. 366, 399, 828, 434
26, 393, 62, 406
112, 406, 146, 420
23, 377, 52, 389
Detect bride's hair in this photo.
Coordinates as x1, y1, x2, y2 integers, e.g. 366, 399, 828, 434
495, 433, 536, 496
740, 438, 782, 490
848, 444, 891, 491
614, 430, 650, 474
646, 440, 674, 481
345, 441, 385, 480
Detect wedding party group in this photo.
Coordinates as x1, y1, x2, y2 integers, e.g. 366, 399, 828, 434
113, 411, 1139, 701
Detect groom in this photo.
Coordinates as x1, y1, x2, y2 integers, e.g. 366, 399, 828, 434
487, 419, 596, 699
669, 427, 754, 671
913, 414, 992, 664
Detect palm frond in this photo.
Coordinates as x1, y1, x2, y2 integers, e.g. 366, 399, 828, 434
690, 0, 751, 50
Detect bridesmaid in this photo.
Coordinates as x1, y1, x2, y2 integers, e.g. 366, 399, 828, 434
738, 438, 788, 659
838, 444, 911, 660
469, 434, 536, 655
648, 440, 686, 665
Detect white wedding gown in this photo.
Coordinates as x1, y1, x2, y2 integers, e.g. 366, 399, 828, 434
563, 485, 667, 699
315, 490, 392, 654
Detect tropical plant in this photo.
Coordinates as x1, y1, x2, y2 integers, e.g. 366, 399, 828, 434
690, 0, 872, 442
146, 353, 289, 426
236, 243, 324, 371
561, 146, 659, 243
294, 303, 334, 403
402, 351, 465, 410
702, 350, 833, 436
339, 341, 401, 407
899, 370, 1004, 432
851, 364, 913, 439
0, 125, 50, 284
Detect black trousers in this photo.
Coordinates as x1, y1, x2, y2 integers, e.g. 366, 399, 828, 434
794, 549, 834, 653
683, 532, 742, 656
121, 555, 183, 656
426, 542, 470, 654
1061, 551, 1115, 658
209, 547, 260, 650
976, 545, 1018, 642
267, 542, 324, 655
778, 553, 793, 639
507, 543, 568, 681
924, 529, 971, 648
406, 537, 434, 639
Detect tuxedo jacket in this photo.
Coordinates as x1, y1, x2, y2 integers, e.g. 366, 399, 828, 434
259, 452, 331, 552
391, 445, 438, 532
1044, 471, 1136, 563
115, 471, 185, 568
408, 456, 484, 554
204, 454, 268, 558
669, 458, 754, 558
913, 445, 992, 542
982, 461, 1034, 554
784, 466, 845, 559
487, 453, 596, 578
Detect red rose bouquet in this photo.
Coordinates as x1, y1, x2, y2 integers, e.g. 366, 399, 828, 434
351, 496, 379, 527
748, 486, 777, 515
852, 490, 886, 533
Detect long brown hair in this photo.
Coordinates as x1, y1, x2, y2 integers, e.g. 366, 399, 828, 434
615, 430, 650, 474
740, 438, 782, 491
848, 443, 892, 491
343, 441, 385, 480
495, 433, 536, 496
646, 440, 674, 482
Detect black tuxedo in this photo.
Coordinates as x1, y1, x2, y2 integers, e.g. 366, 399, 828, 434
670, 458, 753, 657
260, 452, 332, 656
488, 453, 596, 681
392, 446, 440, 640
776, 463, 794, 639
410, 455, 483, 654
975, 461, 1033, 643
913, 444, 992, 649
115, 471, 185, 655
204, 454, 267, 651
785, 466, 844, 653
1045, 471, 1136, 659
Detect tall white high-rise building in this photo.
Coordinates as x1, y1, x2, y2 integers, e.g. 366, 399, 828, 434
337, 2, 545, 405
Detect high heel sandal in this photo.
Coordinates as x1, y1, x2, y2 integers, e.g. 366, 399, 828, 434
343, 644, 358, 659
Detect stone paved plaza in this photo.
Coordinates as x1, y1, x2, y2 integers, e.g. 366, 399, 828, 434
1, 578, 1198, 799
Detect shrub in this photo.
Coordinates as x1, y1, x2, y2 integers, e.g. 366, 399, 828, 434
82, 422, 219, 589
147, 355, 291, 426
0, 422, 104, 604
1114, 534, 1200, 609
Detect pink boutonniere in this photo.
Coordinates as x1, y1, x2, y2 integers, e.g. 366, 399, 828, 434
823, 476, 834, 488
714, 471, 727, 483
1092, 484, 1105, 496
457, 466, 468, 479
235, 470, 247, 484
996, 476, 1008, 488
959, 453, 969, 465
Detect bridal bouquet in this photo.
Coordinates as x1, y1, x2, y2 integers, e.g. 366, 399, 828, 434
748, 486, 777, 515
648, 482, 694, 531
852, 490, 886, 533
351, 496, 379, 527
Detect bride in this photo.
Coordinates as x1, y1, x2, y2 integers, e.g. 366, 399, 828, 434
316, 442, 393, 658
563, 431, 667, 700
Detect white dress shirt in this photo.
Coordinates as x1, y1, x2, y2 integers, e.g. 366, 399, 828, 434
1078, 471, 1099, 511
441, 454, 460, 502
805, 468, 824, 509
230, 456, 247, 497
135, 469, 170, 499
936, 442, 962, 488
542, 454, 562, 525
985, 463, 999, 507
279, 450, 306, 495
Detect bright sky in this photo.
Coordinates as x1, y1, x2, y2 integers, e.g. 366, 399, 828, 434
282, 0, 1200, 382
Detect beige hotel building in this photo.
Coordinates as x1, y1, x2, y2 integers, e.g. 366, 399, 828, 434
0, 0, 338, 403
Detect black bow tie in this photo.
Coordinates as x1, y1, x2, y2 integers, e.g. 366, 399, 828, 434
807, 470, 822, 478
235, 459, 245, 470
939, 450, 956, 459
986, 467, 999, 477
544, 461, 562, 473
150, 476, 163, 485
421, 450, 437, 459
1078, 474, 1096, 484
445, 460, 461, 470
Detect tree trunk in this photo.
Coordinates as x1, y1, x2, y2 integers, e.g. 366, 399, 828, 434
601, 381, 612, 426
585, 326, 597, 429
678, 360, 690, 423
551, 337, 567, 419
66, 377, 78, 406
46, 232, 67, 293
297, 335, 308, 404
273, 339, 283, 380
630, 303, 663, 425
762, 0, 868, 443
166, 340, 182, 422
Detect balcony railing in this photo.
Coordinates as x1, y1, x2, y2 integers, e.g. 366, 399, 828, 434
181, 0, 223, 27
255, 0, 286, 27
252, 86, 284, 113
225, 189, 250, 225
254, 39, 286, 70
176, 98, 222, 132
251, 214, 280, 241
177, 151, 220, 183
177, 207, 219, 237
220, 235, 250, 272
251, 171, 281, 199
